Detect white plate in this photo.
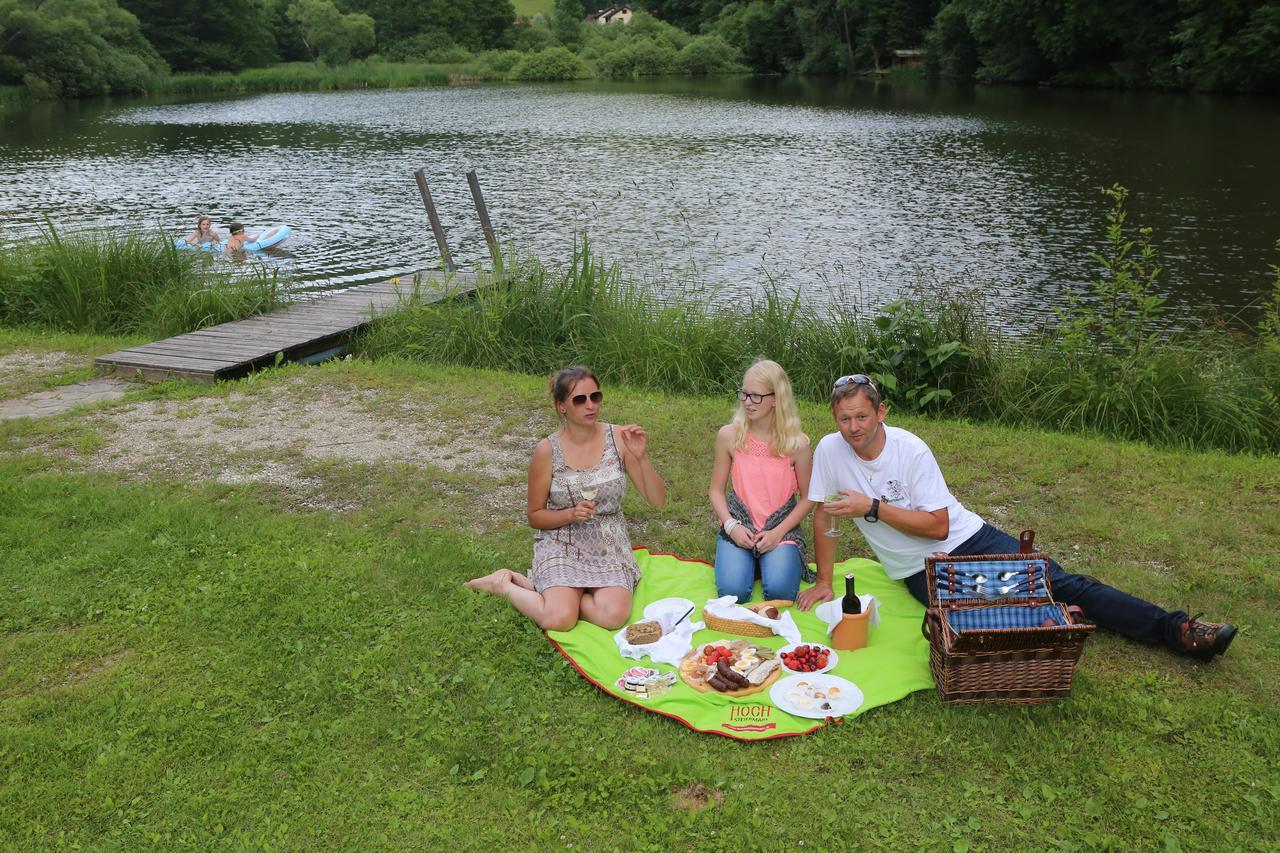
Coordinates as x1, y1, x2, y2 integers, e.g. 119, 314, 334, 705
643, 597, 696, 621
770, 674, 863, 719
776, 642, 838, 674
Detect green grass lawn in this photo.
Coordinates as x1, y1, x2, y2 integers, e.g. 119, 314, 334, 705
1, 350, 1277, 849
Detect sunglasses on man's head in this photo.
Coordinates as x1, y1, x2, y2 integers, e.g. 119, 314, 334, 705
570, 390, 604, 406
737, 389, 776, 404
833, 374, 877, 392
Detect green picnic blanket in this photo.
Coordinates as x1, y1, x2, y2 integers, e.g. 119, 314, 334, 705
546, 548, 934, 740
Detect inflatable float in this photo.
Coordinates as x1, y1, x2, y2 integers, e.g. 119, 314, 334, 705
243, 224, 291, 251
175, 224, 291, 252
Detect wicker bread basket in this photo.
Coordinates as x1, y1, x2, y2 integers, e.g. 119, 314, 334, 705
701, 599, 793, 637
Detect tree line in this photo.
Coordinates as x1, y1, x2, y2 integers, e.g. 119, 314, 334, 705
1, 0, 1276, 99
0, 0, 517, 96
646, 0, 1278, 91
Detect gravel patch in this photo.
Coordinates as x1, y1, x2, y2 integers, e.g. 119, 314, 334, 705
71, 381, 535, 511
0, 350, 81, 375
0, 349, 84, 396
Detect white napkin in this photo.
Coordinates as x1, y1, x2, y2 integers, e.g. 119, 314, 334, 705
703, 595, 802, 644
814, 595, 880, 636
614, 608, 704, 666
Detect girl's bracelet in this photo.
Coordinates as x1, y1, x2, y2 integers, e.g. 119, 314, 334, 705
722, 519, 740, 536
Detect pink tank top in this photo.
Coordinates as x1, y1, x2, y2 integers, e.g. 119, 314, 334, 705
730, 435, 799, 536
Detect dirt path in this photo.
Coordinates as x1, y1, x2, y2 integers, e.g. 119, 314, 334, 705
0, 350, 532, 516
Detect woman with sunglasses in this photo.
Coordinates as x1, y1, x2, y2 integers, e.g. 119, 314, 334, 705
709, 359, 814, 603
466, 366, 665, 631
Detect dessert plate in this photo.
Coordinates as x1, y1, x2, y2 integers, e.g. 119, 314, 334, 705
770, 673, 863, 719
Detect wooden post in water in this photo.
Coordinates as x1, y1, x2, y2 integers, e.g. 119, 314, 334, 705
465, 169, 501, 272
414, 168, 456, 272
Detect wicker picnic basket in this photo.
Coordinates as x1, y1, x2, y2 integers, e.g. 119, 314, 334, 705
923, 530, 1095, 705
701, 599, 793, 637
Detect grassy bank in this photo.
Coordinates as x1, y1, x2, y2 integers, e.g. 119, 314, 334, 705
162, 61, 462, 96
0, 84, 25, 108
0, 355, 1276, 848
0, 228, 289, 338
362, 201, 1280, 455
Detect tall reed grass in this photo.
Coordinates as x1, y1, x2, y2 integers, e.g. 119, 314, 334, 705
161, 61, 462, 96
360, 235, 1280, 454
0, 226, 288, 338
360, 238, 995, 415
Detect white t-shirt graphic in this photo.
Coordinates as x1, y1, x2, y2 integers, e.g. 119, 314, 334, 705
808, 426, 983, 580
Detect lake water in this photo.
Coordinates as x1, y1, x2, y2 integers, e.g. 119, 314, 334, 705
2, 77, 1277, 328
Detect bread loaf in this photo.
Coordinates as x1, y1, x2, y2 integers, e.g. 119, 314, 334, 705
625, 620, 663, 645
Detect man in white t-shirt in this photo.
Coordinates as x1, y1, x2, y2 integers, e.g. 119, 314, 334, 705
795, 374, 1236, 661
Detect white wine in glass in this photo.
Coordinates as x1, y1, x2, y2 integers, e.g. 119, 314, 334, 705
823, 494, 843, 537
581, 485, 599, 503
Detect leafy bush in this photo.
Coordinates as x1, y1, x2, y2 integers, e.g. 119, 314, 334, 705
594, 39, 678, 78
675, 34, 746, 75
384, 31, 472, 64
0, 83, 26, 107
625, 10, 692, 52
384, 32, 452, 61
475, 49, 525, 75
286, 0, 375, 66
510, 46, 589, 80
1, 0, 167, 98
511, 22, 556, 52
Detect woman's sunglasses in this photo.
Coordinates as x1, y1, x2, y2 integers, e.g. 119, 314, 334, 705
737, 389, 776, 404
570, 390, 604, 406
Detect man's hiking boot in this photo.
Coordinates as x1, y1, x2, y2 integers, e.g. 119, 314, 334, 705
1177, 614, 1237, 661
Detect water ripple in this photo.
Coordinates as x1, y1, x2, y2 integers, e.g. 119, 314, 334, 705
2, 79, 1277, 327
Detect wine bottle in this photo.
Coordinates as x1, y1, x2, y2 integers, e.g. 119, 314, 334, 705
831, 572, 869, 651
841, 573, 862, 615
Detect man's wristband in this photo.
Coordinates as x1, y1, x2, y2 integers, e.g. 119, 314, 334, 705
722, 519, 740, 536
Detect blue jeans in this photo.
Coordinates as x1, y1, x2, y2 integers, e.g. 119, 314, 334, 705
903, 524, 1188, 650
714, 535, 803, 603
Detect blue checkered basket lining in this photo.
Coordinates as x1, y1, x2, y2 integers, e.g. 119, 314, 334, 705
946, 604, 1067, 632
933, 558, 1051, 603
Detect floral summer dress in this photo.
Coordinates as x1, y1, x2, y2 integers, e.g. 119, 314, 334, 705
530, 424, 641, 593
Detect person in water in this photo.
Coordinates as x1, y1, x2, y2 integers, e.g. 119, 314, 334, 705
183, 216, 220, 245
224, 222, 249, 252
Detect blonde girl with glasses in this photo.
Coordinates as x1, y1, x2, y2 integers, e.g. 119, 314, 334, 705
466, 366, 666, 631
709, 359, 814, 603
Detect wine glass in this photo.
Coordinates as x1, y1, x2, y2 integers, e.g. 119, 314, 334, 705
823, 494, 843, 538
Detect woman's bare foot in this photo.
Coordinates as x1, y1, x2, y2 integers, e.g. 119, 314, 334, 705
465, 568, 513, 594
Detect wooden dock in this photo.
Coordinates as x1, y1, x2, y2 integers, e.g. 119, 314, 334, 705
95, 271, 479, 383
